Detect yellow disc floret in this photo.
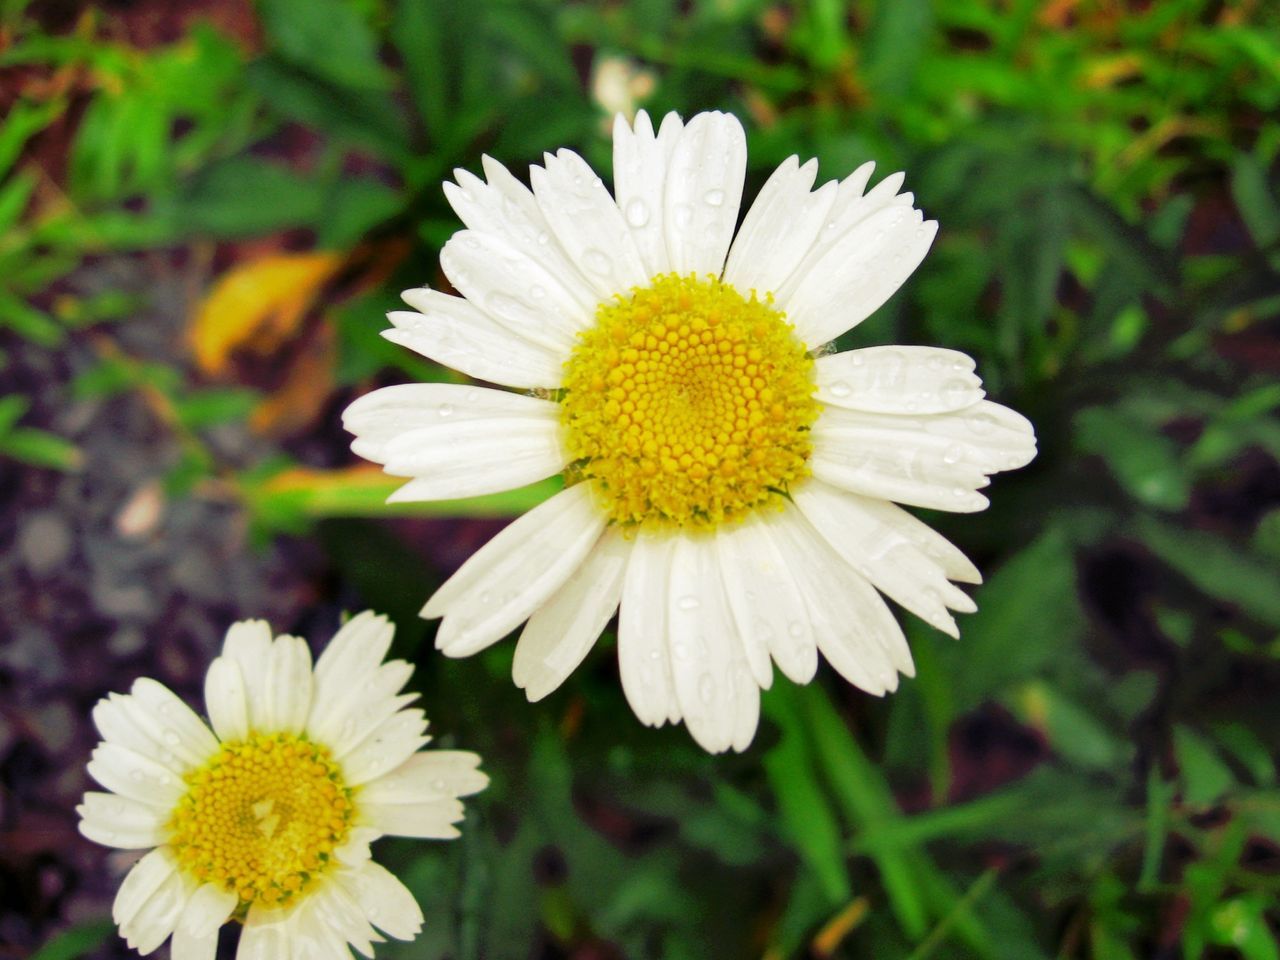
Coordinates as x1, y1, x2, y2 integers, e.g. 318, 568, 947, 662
561, 273, 819, 529
167, 732, 354, 909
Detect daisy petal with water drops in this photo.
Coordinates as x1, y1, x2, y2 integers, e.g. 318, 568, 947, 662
345, 108, 1038, 753
78, 610, 486, 958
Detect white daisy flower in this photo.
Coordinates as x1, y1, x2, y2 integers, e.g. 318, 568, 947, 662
78, 611, 487, 958
343, 110, 1037, 754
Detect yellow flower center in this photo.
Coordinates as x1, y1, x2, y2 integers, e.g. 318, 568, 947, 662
561, 273, 819, 529
167, 732, 354, 908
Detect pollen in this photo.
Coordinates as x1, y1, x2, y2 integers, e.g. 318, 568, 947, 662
166, 732, 354, 909
560, 272, 819, 529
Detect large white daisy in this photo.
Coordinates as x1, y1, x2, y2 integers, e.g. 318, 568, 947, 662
343, 110, 1037, 754
78, 611, 487, 958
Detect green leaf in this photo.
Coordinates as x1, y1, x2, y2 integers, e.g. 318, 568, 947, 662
172, 157, 330, 237
0, 393, 30, 435
1075, 406, 1190, 511
1135, 515, 1280, 629
0, 426, 83, 471
257, 0, 391, 91
0, 168, 36, 233
761, 685, 852, 905
28, 919, 115, 960
1231, 151, 1280, 248
0, 96, 65, 175
942, 529, 1086, 712
1174, 726, 1234, 808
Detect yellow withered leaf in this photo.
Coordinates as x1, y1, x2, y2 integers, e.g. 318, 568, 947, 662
190, 252, 342, 375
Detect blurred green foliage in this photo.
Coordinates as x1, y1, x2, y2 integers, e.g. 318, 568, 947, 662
5, 0, 1280, 956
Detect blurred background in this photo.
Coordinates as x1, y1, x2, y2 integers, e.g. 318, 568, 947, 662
2, 0, 1280, 957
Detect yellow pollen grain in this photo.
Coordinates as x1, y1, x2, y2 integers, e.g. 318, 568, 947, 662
166, 732, 354, 910
560, 273, 818, 529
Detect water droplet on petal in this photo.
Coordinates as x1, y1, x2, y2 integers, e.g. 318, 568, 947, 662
162, 730, 179, 745
625, 198, 650, 227
703, 189, 725, 207
829, 380, 852, 399
673, 203, 694, 229
673, 641, 690, 660
942, 444, 964, 465
529, 284, 546, 301
438, 403, 455, 418
788, 621, 805, 639
582, 248, 612, 275
698, 674, 716, 704
677, 595, 700, 611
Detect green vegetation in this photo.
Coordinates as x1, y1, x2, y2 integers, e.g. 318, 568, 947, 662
5, 0, 1280, 956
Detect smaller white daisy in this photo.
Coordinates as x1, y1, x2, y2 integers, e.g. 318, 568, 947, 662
78, 610, 487, 959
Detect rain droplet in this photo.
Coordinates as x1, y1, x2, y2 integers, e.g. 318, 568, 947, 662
128, 769, 144, 782
850, 354, 865, 367
673, 203, 694, 229
648, 649, 660, 660
582, 248, 612, 275
829, 381, 852, 399
951, 486, 969, 498
432, 778, 446, 792
967, 412, 996, 436
787, 621, 805, 638
438, 403, 455, 418
478, 591, 492, 605
698, 674, 716, 704
703, 189, 725, 207
624, 198, 650, 227
536, 232, 550, 246
942, 444, 964, 465
928, 354, 944, 370
677, 595, 700, 611
529, 284, 546, 300
673, 641, 690, 660
162, 730, 179, 745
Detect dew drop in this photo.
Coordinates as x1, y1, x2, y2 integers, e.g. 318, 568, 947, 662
438, 403, 455, 418
536, 231, 550, 246
432, 778, 446, 792
967, 412, 997, 436
624, 198, 650, 227
951, 486, 968, 498
942, 444, 964, 465
677, 595, 700, 611
829, 380, 852, 399
128, 769, 144, 782
673, 641, 690, 660
850, 354, 865, 367
582, 248, 612, 275
673, 203, 694, 229
698, 674, 716, 704
478, 591, 492, 605
703, 188, 725, 207
928, 354, 944, 370
648, 649, 660, 660
464, 236, 480, 251
787, 621, 805, 639
529, 284, 546, 301
162, 730, 179, 745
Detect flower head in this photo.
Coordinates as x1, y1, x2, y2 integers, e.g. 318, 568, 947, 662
78, 611, 487, 957
344, 110, 1037, 753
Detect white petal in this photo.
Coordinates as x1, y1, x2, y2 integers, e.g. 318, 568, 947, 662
265, 635, 312, 734
817, 560, 914, 686
439, 229, 587, 354
221, 619, 273, 730
444, 156, 598, 314
812, 399, 1036, 512
340, 861, 423, 941
388, 291, 563, 389
426, 483, 608, 658
770, 514, 898, 695
815, 346, 984, 414
344, 382, 560, 464
299, 880, 379, 958
531, 148, 648, 299
87, 743, 183, 807
718, 512, 817, 684
312, 611, 396, 718
340, 709, 430, 787
617, 532, 680, 727
171, 884, 235, 960
90, 695, 184, 776
113, 848, 177, 927
125, 679, 218, 768
77, 792, 165, 849
362, 797, 465, 838
832, 493, 982, 584
784, 204, 936, 347
121, 863, 188, 955
313, 661, 415, 757
238, 907, 293, 960
203, 657, 249, 743
612, 110, 683, 276
513, 528, 628, 702
359, 751, 488, 804
663, 111, 748, 276
723, 156, 837, 297
794, 481, 976, 637
666, 533, 756, 754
